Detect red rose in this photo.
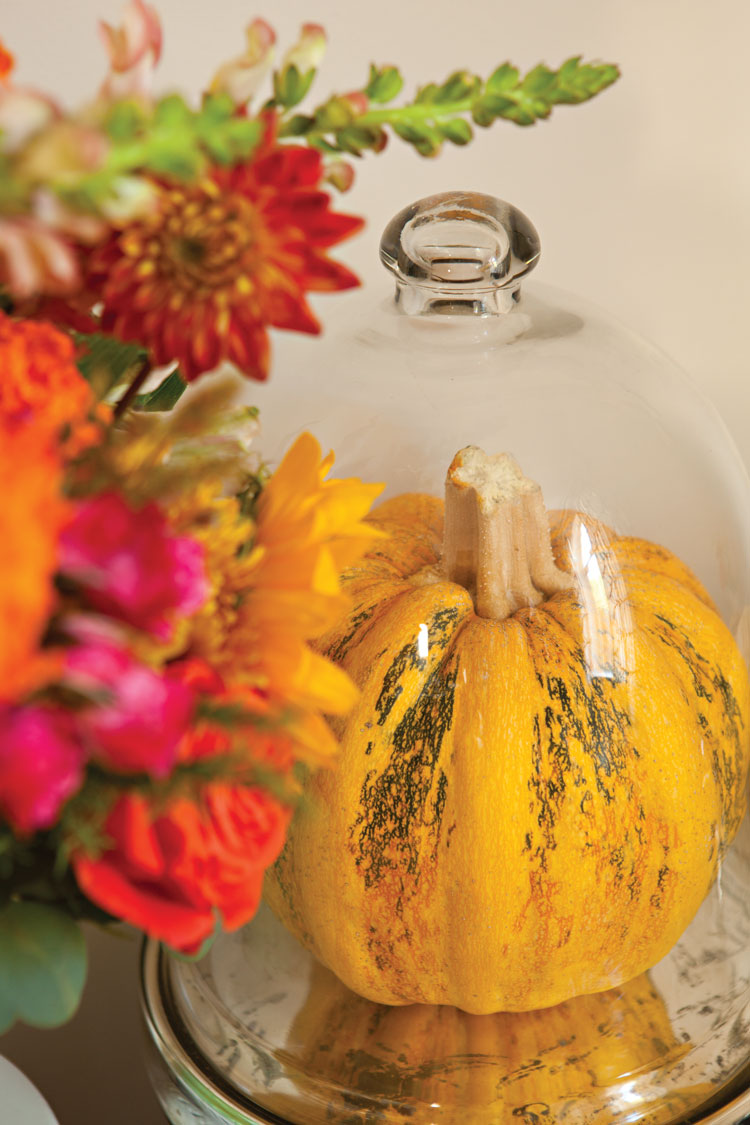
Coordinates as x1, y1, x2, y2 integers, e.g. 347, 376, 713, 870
72, 784, 291, 951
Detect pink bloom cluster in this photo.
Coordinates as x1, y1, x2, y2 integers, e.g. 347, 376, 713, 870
0, 492, 207, 836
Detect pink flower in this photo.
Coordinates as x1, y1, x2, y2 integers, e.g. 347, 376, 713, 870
60, 492, 207, 639
65, 632, 195, 778
281, 23, 326, 75
323, 159, 356, 193
0, 705, 85, 834
209, 18, 276, 107
0, 215, 80, 300
99, 0, 162, 98
0, 193, 103, 301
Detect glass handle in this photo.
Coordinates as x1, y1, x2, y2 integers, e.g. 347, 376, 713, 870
379, 191, 541, 316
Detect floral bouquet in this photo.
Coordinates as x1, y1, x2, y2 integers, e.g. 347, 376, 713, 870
0, 2, 618, 1033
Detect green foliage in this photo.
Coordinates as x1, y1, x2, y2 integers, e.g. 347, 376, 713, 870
133, 368, 188, 412
365, 65, 403, 103
273, 64, 318, 109
280, 55, 620, 161
74, 332, 149, 399
68, 92, 262, 209
0, 901, 87, 1032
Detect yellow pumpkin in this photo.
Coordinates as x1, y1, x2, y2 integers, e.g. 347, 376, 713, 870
265, 447, 750, 1012
274, 962, 712, 1125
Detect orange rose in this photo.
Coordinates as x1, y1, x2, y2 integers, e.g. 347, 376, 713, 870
72, 783, 291, 951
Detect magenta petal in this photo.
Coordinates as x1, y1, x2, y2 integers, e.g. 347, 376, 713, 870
0, 706, 86, 835
60, 492, 208, 638
66, 639, 195, 778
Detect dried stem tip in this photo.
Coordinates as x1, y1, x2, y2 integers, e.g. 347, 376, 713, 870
443, 446, 572, 621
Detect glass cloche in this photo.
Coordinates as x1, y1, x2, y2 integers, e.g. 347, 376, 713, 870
141, 192, 750, 1125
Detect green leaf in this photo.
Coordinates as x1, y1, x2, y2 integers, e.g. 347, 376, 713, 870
336, 123, 386, 156
280, 114, 315, 138
105, 99, 148, 142
365, 64, 404, 103
437, 118, 473, 145
486, 63, 520, 95
0, 902, 87, 1032
415, 82, 440, 105
74, 333, 149, 397
521, 63, 557, 98
144, 142, 206, 180
392, 120, 442, 156
552, 56, 621, 104
132, 367, 188, 412
312, 95, 356, 132
198, 91, 235, 124
433, 70, 481, 105
153, 93, 193, 130
273, 64, 317, 109
472, 93, 514, 127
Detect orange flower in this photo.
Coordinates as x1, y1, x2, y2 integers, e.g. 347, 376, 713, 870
245, 432, 385, 716
0, 426, 68, 703
85, 126, 364, 382
162, 433, 383, 764
0, 40, 14, 82
0, 312, 93, 443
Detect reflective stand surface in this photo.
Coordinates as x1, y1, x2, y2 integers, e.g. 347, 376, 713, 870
141, 816, 750, 1125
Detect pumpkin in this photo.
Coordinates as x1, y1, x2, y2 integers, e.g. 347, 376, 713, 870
274, 961, 712, 1125
265, 447, 750, 1013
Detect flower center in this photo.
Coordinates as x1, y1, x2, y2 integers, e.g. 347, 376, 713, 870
156, 184, 260, 292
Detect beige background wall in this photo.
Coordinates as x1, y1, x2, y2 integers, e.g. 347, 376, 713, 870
3, 1, 750, 1122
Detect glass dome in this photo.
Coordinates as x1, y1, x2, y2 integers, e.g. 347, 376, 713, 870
141, 191, 750, 1124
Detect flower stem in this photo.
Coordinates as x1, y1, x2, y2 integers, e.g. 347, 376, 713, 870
113, 358, 152, 420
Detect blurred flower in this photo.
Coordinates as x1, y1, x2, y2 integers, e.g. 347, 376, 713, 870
209, 18, 276, 107
0, 426, 68, 704
0, 310, 93, 435
322, 158, 355, 192
72, 783, 290, 950
0, 705, 85, 834
60, 491, 208, 639
18, 122, 109, 185
65, 630, 196, 778
0, 86, 59, 153
99, 0, 162, 99
342, 90, 369, 116
0, 215, 81, 300
0, 40, 14, 82
96, 175, 159, 224
281, 23, 326, 75
0, 193, 104, 302
85, 130, 364, 382
162, 433, 383, 762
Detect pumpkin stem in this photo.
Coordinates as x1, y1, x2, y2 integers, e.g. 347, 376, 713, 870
443, 446, 573, 621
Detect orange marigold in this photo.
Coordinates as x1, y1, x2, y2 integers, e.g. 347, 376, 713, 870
0, 312, 93, 442
0, 426, 68, 703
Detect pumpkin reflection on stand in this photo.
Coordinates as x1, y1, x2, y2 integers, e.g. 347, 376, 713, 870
276, 959, 713, 1125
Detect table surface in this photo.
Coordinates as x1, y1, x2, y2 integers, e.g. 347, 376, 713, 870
2, 928, 165, 1125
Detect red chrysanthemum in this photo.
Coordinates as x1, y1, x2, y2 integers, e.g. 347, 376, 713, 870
85, 129, 364, 382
